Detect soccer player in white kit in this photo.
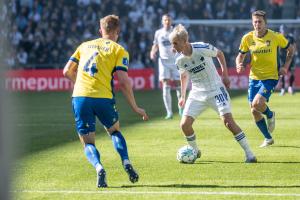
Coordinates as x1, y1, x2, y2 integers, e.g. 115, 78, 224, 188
150, 14, 182, 119
169, 24, 257, 163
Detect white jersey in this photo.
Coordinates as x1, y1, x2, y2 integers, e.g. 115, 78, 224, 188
153, 27, 175, 61
176, 42, 223, 92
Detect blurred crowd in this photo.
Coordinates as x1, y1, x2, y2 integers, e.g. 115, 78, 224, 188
2, 0, 300, 69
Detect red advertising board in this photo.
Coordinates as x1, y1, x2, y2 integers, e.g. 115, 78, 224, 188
4, 68, 300, 91
5, 68, 155, 91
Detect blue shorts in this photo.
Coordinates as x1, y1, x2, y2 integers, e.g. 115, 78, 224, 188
248, 79, 278, 103
72, 97, 119, 135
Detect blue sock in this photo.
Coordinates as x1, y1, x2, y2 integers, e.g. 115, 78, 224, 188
111, 131, 129, 162
262, 106, 273, 119
256, 118, 272, 139
84, 143, 101, 169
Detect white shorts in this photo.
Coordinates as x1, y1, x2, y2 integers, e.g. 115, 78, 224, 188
183, 86, 232, 118
158, 58, 180, 81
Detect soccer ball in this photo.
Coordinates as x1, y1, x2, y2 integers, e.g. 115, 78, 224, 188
177, 145, 197, 164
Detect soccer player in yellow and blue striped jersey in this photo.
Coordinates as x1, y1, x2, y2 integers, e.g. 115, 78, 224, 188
63, 15, 148, 188
236, 10, 294, 148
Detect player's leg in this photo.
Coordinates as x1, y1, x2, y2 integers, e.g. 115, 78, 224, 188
180, 97, 206, 158
280, 75, 285, 96
288, 68, 295, 94
72, 97, 106, 188
250, 80, 277, 147
162, 79, 173, 119
221, 113, 257, 163
253, 80, 278, 133
95, 99, 138, 183
107, 123, 139, 183
210, 86, 256, 162
159, 58, 173, 119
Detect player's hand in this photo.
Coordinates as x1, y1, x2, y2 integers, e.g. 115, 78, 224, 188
135, 107, 149, 121
279, 67, 288, 76
222, 76, 230, 89
150, 51, 156, 61
178, 97, 186, 108
236, 63, 245, 74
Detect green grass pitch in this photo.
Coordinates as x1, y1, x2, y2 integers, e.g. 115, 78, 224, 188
10, 90, 300, 200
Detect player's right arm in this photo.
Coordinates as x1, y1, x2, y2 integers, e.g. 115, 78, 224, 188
236, 35, 249, 74
116, 70, 148, 121
150, 30, 159, 60
63, 60, 78, 83
235, 53, 246, 74
63, 46, 81, 83
179, 71, 189, 108
150, 44, 158, 60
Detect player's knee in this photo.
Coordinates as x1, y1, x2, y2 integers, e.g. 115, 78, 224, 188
252, 101, 262, 111
180, 121, 190, 132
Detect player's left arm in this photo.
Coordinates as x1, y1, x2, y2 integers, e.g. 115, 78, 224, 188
216, 49, 230, 89
63, 60, 78, 83
279, 42, 295, 76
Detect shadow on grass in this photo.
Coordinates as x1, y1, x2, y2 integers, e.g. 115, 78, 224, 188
13, 90, 247, 156
196, 160, 300, 164
116, 184, 300, 189
271, 145, 300, 149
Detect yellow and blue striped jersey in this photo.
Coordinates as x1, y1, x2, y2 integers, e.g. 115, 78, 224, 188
239, 29, 289, 80
70, 38, 129, 98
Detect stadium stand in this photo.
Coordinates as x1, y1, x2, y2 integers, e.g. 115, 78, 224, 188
3, 0, 300, 69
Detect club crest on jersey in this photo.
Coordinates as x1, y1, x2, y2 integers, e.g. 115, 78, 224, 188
122, 58, 128, 66
263, 89, 268, 94
184, 64, 188, 68
251, 41, 256, 46
192, 60, 195, 64
266, 40, 271, 46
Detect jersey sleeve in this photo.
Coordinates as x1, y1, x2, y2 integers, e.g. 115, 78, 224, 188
277, 33, 289, 49
175, 59, 185, 74
69, 44, 81, 64
238, 35, 249, 54
115, 48, 129, 72
193, 43, 218, 57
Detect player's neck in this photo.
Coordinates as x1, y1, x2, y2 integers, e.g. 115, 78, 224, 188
102, 34, 117, 42
182, 43, 192, 56
255, 29, 268, 38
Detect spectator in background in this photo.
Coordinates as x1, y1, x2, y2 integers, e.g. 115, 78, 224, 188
5, 0, 300, 69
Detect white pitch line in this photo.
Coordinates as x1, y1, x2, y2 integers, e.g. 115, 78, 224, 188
12, 190, 300, 197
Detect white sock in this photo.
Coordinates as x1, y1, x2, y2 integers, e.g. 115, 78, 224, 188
234, 132, 254, 158
96, 163, 104, 173
163, 85, 172, 115
185, 133, 199, 152
123, 159, 131, 167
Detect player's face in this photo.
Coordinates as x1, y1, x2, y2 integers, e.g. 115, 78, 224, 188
170, 37, 186, 53
162, 16, 172, 29
252, 16, 266, 33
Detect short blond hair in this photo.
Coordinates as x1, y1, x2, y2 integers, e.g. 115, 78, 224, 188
100, 15, 120, 33
169, 24, 188, 42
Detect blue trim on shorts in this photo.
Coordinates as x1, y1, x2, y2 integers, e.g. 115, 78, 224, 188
72, 97, 118, 135
248, 79, 278, 103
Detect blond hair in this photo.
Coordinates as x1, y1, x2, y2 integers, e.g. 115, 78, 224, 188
169, 24, 188, 42
100, 15, 120, 33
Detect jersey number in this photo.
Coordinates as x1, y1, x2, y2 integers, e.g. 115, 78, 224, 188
83, 52, 99, 77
